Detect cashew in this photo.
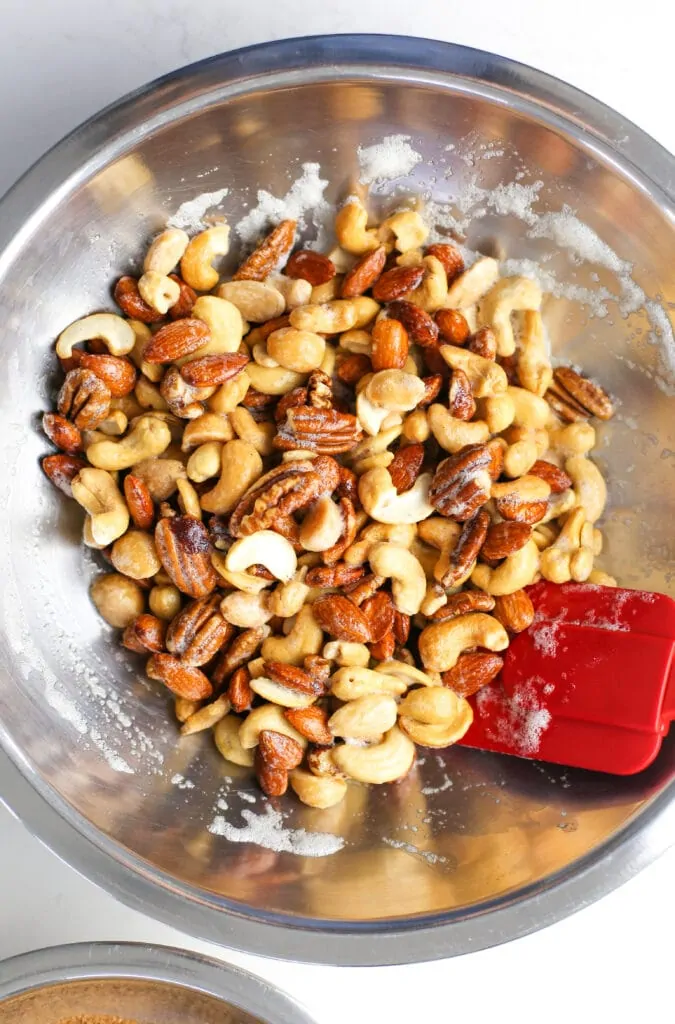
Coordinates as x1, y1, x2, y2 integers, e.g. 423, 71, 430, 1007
503, 439, 538, 478
339, 328, 372, 355
378, 210, 428, 252
266, 272, 313, 310
344, 522, 417, 565
179, 695, 232, 736
517, 310, 553, 396
300, 496, 344, 552
176, 478, 201, 519
290, 768, 348, 809
268, 576, 310, 618
335, 198, 380, 254
186, 441, 222, 482
245, 362, 305, 395
507, 386, 550, 429
97, 409, 128, 436
540, 507, 594, 583
56, 313, 135, 359
239, 703, 309, 750
491, 475, 550, 503
290, 300, 359, 334
399, 711, 473, 748
481, 393, 516, 433
135, 375, 168, 411
200, 439, 263, 515
407, 255, 448, 312
472, 538, 541, 595
137, 271, 180, 314
427, 404, 490, 453
261, 605, 323, 666
478, 276, 542, 357
184, 296, 244, 358
443, 256, 499, 309
72, 468, 130, 546
332, 726, 415, 784
368, 543, 426, 615
111, 530, 161, 580
365, 370, 426, 413
349, 424, 402, 464
329, 694, 398, 740
565, 455, 607, 523
588, 569, 617, 587
311, 278, 343, 303
402, 409, 430, 443
229, 406, 275, 456
217, 281, 285, 322
252, 341, 280, 368
356, 390, 398, 436
128, 320, 163, 382
267, 327, 326, 373
143, 228, 189, 275
359, 467, 434, 525
148, 584, 181, 621
213, 553, 271, 594
226, 531, 297, 582
417, 517, 465, 584
208, 370, 250, 414
323, 641, 371, 667
548, 422, 596, 457
131, 458, 186, 501
398, 686, 468, 725
353, 451, 395, 476
213, 715, 255, 767
440, 345, 508, 397
220, 591, 274, 628
86, 416, 171, 472
249, 675, 316, 709
375, 660, 439, 689
90, 573, 144, 628
419, 613, 509, 672
330, 666, 408, 701
180, 224, 230, 291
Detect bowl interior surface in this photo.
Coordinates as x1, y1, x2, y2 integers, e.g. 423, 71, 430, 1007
0, 41, 673, 960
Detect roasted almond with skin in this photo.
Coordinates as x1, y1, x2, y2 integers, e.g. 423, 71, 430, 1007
155, 515, 217, 598
264, 661, 325, 696
285, 249, 336, 286
369, 632, 396, 661
337, 352, 373, 385
371, 319, 409, 371
393, 610, 410, 646
361, 591, 395, 643
284, 705, 333, 745
305, 564, 365, 588
493, 589, 535, 633
312, 594, 371, 643
227, 666, 253, 712
435, 308, 470, 345
122, 613, 166, 654
255, 752, 288, 797
418, 373, 443, 407
372, 264, 425, 301
42, 454, 87, 497
258, 314, 291, 341
180, 352, 249, 387
387, 300, 439, 347
442, 652, 504, 697
438, 507, 490, 587
57, 369, 111, 430
114, 276, 164, 323
553, 366, 614, 420
211, 626, 269, 685
426, 243, 464, 282
168, 274, 197, 319
341, 245, 387, 297
481, 521, 533, 561
431, 590, 496, 620
146, 653, 213, 700
529, 460, 573, 494
468, 326, 497, 360
42, 412, 82, 454
79, 353, 137, 397
233, 219, 296, 281
258, 729, 305, 770
448, 368, 476, 420
123, 474, 155, 530
143, 319, 210, 364
388, 443, 425, 493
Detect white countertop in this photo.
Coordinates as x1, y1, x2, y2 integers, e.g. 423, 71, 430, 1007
1, 2, 673, 1020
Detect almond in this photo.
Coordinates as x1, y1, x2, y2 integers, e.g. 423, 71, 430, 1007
371, 319, 409, 371
123, 474, 155, 530
42, 412, 82, 454
312, 594, 371, 643
143, 318, 210, 364
389, 443, 424, 493
529, 460, 573, 494
180, 352, 249, 387
418, 373, 444, 408
211, 626, 269, 685
468, 326, 497, 360
257, 314, 292, 341
303, 654, 332, 685
372, 264, 425, 301
146, 653, 213, 700
227, 666, 254, 712
114, 276, 164, 323
369, 632, 396, 660
284, 705, 333, 745
57, 369, 111, 430
258, 729, 304, 770
255, 752, 288, 797
387, 300, 439, 347
393, 610, 410, 645
155, 515, 217, 598
435, 308, 470, 345
305, 564, 365, 588
122, 614, 166, 654
79, 353, 137, 397
264, 661, 325, 696
341, 245, 387, 297
168, 274, 197, 319
431, 590, 496, 620
442, 652, 504, 696
233, 219, 296, 281
481, 521, 533, 561
448, 368, 476, 420
361, 591, 395, 643
553, 366, 614, 420
285, 250, 336, 286
42, 454, 87, 497
337, 352, 373, 385
425, 243, 464, 282
493, 589, 535, 633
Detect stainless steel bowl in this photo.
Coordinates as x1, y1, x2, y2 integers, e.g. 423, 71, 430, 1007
0, 942, 315, 1023
0, 35, 673, 966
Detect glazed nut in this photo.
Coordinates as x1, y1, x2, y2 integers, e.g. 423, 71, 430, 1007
146, 654, 213, 700
554, 366, 614, 420
427, 404, 489, 454
472, 538, 541, 595
42, 412, 82, 454
200, 439, 263, 515
220, 591, 273, 629
149, 584, 182, 621
143, 228, 189, 275
540, 507, 594, 583
332, 725, 415, 784
86, 415, 171, 471
188, 296, 244, 357
335, 198, 380, 255
131, 457, 186, 502
267, 327, 326, 373
344, 521, 416, 565
90, 573, 145, 628
56, 313, 135, 359
378, 210, 429, 252
444, 255, 500, 309
359, 467, 434, 525
503, 439, 538, 478
517, 310, 553, 396
245, 363, 305, 396
154, 515, 217, 598
111, 529, 161, 579
365, 370, 426, 412
418, 612, 509, 672
402, 409, 430, 444
329, 694, 398, 740
368, 542, 426, 615
238, 703, 308, 750
186, 441, 222, 482
482, 393, 516, 433
138, 271, 180, 314
493, 589, 535, 633
217, 280, 285, 322
213, 715, 255, 767
226, 531, 297, 582
57, 369, 111, 430
180, 224, 230, 291
249, 674, 315, 709
233, 220, 296, 281
565, 455, 607, 523
399, 706, 473, 748
261, 605, 323, 666
71, 467, 130, 546
440, 345, 507, 397
290, 768, 348, 809
548, 421, 596, 457
478, 276, 542, 357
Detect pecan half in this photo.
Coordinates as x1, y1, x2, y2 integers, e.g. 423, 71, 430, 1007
166, 594, 234, 666
529, 460, 573, 494
371, 319, 409, 371
181, 352, 249, 387
481, 521, 532, 561
234, 219, 296, 281
274, 407, 362, 455
57, 369, 111, 429
493, 589, 535, 633
389, 443, 424, 493
42, 412, 82, 454
264, 661, 325, 696
387, 299, 439, 347
341, 245, 387, 297
429, 444, 493, 521
211, 626, 269, 686
258, 729, 304, 770
284, 705, 333, 745
430, 590, 496, 620
305, 563, 365, 588
435, 308, 470, 345
155, 515, 217, 597
544, 380, 589, 422
426, 243, 464, 282
228, 461, 324, 538
227, 666, 253, 712
306, 369, 333, 410
143, 319, 210, 364
146, 653, 213, 700
285, 249, 336, 285
442, 652, 504, 697
42, 454, 86, 497
122, 614, 166, 654
337, 353, 373, 385
553, 366, 614, 420
114, 276, 164, 323
123, 474, 155, 530
468, 326, 497, 360
372, 264, 425, 301
361, 591, 395, 643
448, 368, 476, 420
312, 594, 371, 642
168, 274, 197, 319
438, 507, 490, 587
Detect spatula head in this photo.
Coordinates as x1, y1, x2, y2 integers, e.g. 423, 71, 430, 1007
457, 582, 675, 774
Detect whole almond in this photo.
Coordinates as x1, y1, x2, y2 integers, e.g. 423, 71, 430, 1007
285, 250, 336, 286
418, 373, 443, 408
155, 515, 217, 598
393, 610, 410, 645
493, 589, 535, 633
124, 474, 155, 530
181, 352, 249, 387
211, 626, 269, 685
369, 632, 396, 660
337, 353, 373, 385
146, 653, 213, 700
341, 245, 387, 297
234, 219, 296, 281
258, 729, 304, 770
255, 751, 288, 797
42, 412, 82, 454
387, 300, 439, 347
435, 308, 470, 344
361, 591, 395, 643
122, 614, 166, 654
443, 652, 504, 696
79, 353, 137, 397
389, 443, 425, 493
42, 454, 87, 497
114, 276, 164, 323
168, 274, 197, 319
449, 368, 476, 421
264, 661, 325, 696
227, 666, 254, 712
425, 243, 464, 282
312, 594, 371, 643
481, 521, 533, 561
143, 319, 210, 364
529, 459, 573, 494
372, 264, 425, 301
431, 590, 496, 620
468, 326, 497, 360
371, 319, 409, 371
284, 706, 333, 745
553, 366, 614, 420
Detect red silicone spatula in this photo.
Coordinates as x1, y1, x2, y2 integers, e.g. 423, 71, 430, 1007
458, 580, 675, 774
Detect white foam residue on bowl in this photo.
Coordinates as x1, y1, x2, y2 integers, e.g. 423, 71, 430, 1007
235, 162, 331, 250
208, 803, 344, 857
357, 134, 423, 185
166, 188, 229, 231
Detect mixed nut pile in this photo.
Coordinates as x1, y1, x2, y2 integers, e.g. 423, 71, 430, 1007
41, 196, 615, 808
